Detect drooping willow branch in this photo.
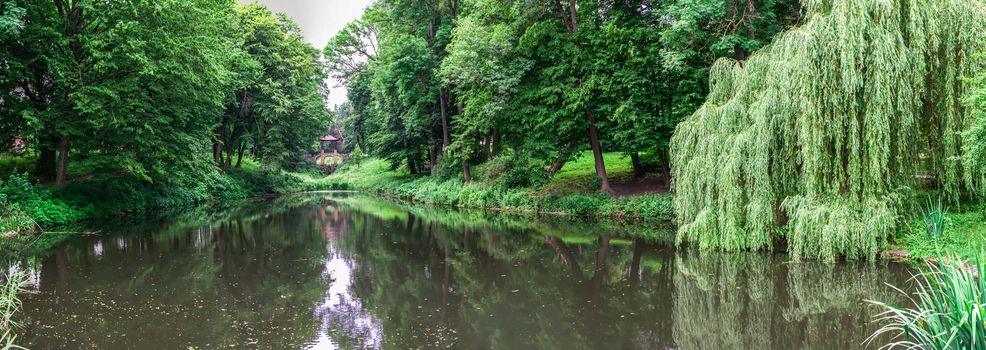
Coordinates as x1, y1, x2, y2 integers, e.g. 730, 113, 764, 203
670, 0, 986, 261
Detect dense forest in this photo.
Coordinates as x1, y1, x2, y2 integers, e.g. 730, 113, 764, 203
0, 0, 329, 185
328, 0, 804, 191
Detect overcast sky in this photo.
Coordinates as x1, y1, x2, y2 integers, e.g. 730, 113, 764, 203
240, 0, 374, 107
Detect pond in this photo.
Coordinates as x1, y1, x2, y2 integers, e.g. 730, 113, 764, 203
19, 193, 912, 349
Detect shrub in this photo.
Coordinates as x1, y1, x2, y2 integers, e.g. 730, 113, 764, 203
554, 194, 609, 216
611, 194, 674, 221
430, 153, 458, 182
479, 149, 549, 189
0, 174, 38, 204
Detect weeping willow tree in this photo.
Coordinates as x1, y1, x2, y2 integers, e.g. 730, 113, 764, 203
670, 0, 986, 261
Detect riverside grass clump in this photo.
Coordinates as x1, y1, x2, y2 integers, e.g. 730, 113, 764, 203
866, 258, 985, 349
670, 0, 986, 261
0, 266, 28, 349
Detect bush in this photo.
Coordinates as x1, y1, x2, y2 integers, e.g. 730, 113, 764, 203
227, 168, 301, 195
430, 153, 459, 182
554, 194, 609, 216
0, 174, 38, 204
611, 194, 674, 221
479, 150, 549, 189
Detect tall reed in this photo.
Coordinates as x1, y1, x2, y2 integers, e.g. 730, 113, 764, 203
921, 198, 947, 241
0, 266, 29, 350
867, 257, 985, 349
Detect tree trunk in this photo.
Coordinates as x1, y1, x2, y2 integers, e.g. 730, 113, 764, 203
407, 156, 418, 174
213, 141, 223, 165
235, 144, 245, 168
483, 135, 491, 161
213, 123, 224, 166
734, 43, 747, 61
658, 149, 671, 188
55, 136, 70, 186
547, 143, 573, 175
429, 145, 437, 174
585, 111, 613, 194
35, 134, 58, 180
630, 152, 643, 178
491, 128, 501, 157
462, 160, 472, 182
223, 145, 234, 171
439, 89, 450, 150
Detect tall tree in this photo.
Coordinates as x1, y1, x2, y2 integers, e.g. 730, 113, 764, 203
217, 4, 329, 171
440, 1, 532, 181
670, 0, 986, 261
0, 0, 237, 185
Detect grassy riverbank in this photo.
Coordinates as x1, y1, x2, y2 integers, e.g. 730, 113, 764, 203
0, 157, 348, 256
326, 155, 674, 223
891, 204, 986, 261
329, 156, 986, 261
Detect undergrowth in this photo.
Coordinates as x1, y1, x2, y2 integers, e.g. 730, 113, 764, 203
327, 158, 674, 223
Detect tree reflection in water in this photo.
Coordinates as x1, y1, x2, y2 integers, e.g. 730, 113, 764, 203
16, 193, 912, 349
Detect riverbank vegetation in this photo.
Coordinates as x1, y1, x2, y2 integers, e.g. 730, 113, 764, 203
326, 0, 986, 262
0, 0, 978, 263
0, 0, 338, 233
671, 0, 986, 261
328, 155, 673, 222
868, 258, 985, 349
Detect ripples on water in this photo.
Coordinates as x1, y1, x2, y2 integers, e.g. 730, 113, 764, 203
16, 193, 912, 349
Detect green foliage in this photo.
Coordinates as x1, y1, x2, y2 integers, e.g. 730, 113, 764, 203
328, 157, 673, 223
216, 4, 329, 171
0, 265, 27, 349
350, 144, 365, 168
0, 0, 328, 189
0, 0, 243, 182
323, 0, 798, 185
475, 149, 549, 189
967, 50, 986, 190
671, 0, 986, 261
922, 198, 948, 241
896, 205, 986, 261
867, 257, 986, 349
0, 166, 337, 233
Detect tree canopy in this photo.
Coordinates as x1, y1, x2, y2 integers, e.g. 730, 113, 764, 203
325, 0, 800, 188
670, 0, 986, 260
0, 0, 329, 185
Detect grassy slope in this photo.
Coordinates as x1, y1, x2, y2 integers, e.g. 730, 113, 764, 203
326, 152, 674, 226
539, 152, 635, 195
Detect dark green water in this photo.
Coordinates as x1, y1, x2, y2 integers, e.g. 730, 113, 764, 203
19, 193, 911, 349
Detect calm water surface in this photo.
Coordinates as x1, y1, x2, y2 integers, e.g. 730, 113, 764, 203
19, 193, 912, 349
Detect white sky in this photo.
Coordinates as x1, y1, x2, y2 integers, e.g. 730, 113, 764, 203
240, 0, 374, 107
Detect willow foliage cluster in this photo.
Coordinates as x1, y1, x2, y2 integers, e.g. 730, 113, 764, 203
670, 0, 986, 261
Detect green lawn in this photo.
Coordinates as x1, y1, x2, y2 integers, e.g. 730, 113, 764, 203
540, 151, 635, 194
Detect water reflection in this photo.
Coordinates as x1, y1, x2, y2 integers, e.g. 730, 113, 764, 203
17, 194, 911, 349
